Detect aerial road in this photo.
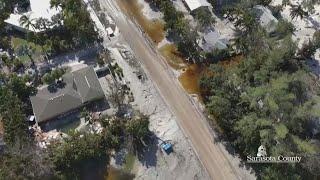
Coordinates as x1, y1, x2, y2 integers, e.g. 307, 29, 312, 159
98, 0, 242, 179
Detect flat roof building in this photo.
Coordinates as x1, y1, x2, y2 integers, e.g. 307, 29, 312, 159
5, 0, 60, 32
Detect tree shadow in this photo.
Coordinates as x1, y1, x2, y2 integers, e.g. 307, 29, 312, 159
80, 159, 109, 180
135, 132, 158, 168
307, 58, 320, 76
87, 99, 110, 112
47, 82, 66, 93
47, 84, 58, 93
147, 3, 161, 12
113, 148, 127, 166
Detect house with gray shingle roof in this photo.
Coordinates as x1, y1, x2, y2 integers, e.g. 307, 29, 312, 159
199, 30, 229, 52
30, 66, 104, 124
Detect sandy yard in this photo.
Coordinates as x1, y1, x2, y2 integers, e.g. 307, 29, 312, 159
272, 0, 320, 47
89, 0, 258, 179
84, 1, 211, 178
108, 46, 210, 179
270, 0, 320, 73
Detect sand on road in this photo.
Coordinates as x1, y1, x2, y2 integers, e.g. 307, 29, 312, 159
98, 0, 253, 179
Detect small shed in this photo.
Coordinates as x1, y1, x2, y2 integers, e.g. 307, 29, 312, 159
106, 27, 114, 37
27, 115, 36, 122
183, 0, 211, 12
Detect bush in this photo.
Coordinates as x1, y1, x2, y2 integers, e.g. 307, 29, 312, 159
49, 132, 109, 179
42, 68, 66, 85
272, 19, 295, 39
206, 48, 231, 63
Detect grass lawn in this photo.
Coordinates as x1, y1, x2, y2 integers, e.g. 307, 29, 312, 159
123, 153, 136, 173
11, 37, 44, 64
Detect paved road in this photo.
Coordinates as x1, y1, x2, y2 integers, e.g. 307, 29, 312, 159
99, 0, 239, 179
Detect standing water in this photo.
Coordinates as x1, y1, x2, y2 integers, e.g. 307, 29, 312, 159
159, 44, 187, 70
117, 0, 165, 44
178, 55, 243, 97
105, 166, 135, 180
116, 0, 242, 99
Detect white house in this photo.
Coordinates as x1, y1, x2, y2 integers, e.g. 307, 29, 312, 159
182, 0, 211, 12
5, 0, 60, 32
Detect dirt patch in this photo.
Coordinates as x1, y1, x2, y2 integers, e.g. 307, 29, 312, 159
219, 55, 243, 69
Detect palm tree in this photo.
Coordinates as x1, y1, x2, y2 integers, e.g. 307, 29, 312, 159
19, 15, 35, 31
34, 18, 51, 31
290, 4, 308, 20
51, 13, 63, 27
42, 39, 53, 62
50, 0, 62, 9
18, 44, 39, 85
80, 107, 91, 123
282, 0, 290, 7
259, 0, 272, 6
225, 6, 256, 32
18, 44, 36, 66
1, 54, 13, 72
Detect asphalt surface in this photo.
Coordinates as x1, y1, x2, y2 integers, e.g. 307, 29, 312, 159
99, 0, 239, 179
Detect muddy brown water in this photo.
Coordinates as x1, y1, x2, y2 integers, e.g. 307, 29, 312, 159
159, 44, 187, 70
158, 43, 204, 95
105, 166, 134, 180
117, 0, 165, 44
179, 64, 206, 95
117, 0, 204, 95
116, 0, 243, 97
178, 55, 243, 96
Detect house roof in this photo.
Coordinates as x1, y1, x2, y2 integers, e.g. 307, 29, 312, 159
69, 66, 105, 102
5, 0, 60, 32
201, 31, 228, 52
253, 5, 278, 32
30, 66, 104, 123
183, 0, 211, 11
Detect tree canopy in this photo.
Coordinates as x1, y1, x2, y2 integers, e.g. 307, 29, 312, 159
200, 24, 320, 179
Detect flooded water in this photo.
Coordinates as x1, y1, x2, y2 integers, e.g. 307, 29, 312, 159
179, 64, 207, 95
159, 43, 203, 95
116, 0, 242, 98
117, 0, 165, 44
159, 44, 187, 70
178, 55, 243, 96
105, 166, 135, 180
